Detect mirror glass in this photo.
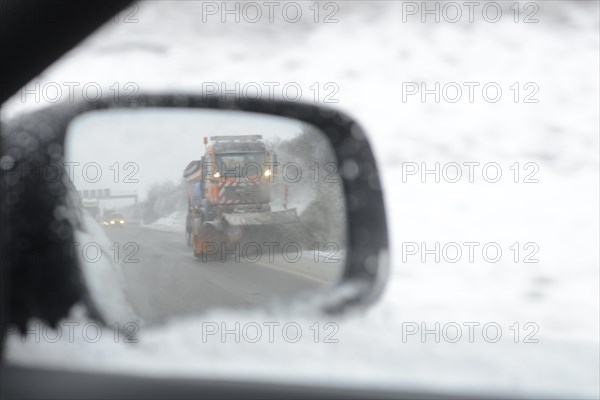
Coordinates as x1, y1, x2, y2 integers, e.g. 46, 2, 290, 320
65, 108, 346, 325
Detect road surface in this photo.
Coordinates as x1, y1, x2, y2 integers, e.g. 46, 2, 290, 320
102, 225, 342, 325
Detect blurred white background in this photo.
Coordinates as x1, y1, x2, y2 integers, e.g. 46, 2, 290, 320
3, 1, 599, 398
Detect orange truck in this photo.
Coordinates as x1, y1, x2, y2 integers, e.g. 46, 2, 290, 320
183, 135, 297, 259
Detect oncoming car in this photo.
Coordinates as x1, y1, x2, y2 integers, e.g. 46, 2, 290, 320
103, 213, 125, 227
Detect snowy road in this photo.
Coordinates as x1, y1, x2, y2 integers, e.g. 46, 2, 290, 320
103, 225, 334, 325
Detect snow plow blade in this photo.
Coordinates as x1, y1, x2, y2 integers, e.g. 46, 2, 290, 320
222, 209, 298, 226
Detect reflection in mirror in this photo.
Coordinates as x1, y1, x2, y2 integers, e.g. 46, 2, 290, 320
65, 109, 346, 326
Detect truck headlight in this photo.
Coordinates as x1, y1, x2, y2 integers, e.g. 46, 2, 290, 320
213, 172, 221, 178
264, 169, 271, 177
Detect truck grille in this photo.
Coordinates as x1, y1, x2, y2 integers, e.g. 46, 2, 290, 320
221, 183, 268, 204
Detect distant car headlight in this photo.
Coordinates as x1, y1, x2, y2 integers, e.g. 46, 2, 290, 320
119, 220, 124, 224
213, 172, 221, 178
110, 220, 115, 224
264, 169, 271, 177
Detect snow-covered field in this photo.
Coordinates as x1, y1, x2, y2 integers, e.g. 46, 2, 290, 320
2, 1, 599, 398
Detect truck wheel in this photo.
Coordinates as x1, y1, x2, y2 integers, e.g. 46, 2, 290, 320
193, 250, 206, 262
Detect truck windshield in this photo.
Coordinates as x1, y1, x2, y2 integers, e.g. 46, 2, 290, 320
215, 152, 266, 177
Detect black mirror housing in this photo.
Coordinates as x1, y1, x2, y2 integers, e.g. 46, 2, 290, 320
0, 94, 389, 338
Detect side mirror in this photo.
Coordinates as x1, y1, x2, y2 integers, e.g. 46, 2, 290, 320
1, 94, 388, 331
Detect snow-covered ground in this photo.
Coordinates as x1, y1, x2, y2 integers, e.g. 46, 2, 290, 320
143, 211, 187, 233
2, 1, 599, 398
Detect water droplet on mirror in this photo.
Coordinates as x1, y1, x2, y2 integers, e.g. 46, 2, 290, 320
341, 159, 360, 180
